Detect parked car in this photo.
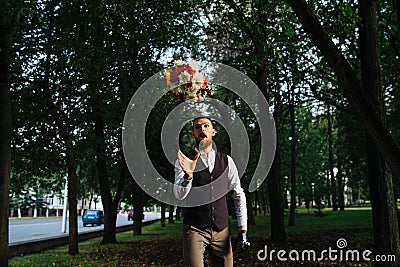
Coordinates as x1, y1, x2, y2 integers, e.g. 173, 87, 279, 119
82, 209, 104, 227
127, 208, 144, 221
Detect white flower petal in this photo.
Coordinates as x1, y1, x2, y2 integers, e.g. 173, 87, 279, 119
179, 71, 191, 84
188, 60, 200, 72
174, 60, 186, 66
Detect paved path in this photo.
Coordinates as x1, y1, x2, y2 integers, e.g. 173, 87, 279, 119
9, 211, 163, 245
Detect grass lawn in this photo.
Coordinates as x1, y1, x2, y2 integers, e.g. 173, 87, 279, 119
9, 209, 376, 267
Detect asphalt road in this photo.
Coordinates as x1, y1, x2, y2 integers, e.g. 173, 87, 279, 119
9, 211, 162, 245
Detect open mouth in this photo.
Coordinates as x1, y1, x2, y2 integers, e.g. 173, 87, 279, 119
199, 133, 207, 139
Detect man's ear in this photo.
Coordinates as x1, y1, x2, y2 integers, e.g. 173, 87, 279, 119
192, 131, 195, 138
212, 129, 216, 136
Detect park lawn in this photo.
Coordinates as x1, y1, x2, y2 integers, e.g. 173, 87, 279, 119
10, 209, 374, 267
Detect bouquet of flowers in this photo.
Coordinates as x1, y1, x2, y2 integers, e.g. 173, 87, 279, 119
166, 60, 213, 102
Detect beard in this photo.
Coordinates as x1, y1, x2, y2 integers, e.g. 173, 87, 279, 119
198, 138, 212, 151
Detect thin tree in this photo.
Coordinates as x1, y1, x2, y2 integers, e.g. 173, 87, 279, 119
337, 154, 345, 211
0, 1, 20, 265
288, 84, 297, 226
327, 105, 338, 211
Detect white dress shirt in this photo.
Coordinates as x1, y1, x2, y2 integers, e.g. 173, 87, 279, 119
173, 149, 248, 227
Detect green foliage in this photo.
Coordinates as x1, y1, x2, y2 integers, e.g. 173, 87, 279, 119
10, 0, 206, 205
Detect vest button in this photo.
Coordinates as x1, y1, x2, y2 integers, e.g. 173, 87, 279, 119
212, 217, 216, 221
212, 206, 215, 210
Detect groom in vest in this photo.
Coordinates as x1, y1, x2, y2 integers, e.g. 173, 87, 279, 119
174, 117, 250, 267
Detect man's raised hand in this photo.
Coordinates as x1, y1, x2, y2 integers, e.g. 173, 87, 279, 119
177, 150, 200, 178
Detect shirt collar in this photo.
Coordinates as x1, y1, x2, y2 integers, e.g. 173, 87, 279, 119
199, 148, 215, 160
195, 147, 214, 155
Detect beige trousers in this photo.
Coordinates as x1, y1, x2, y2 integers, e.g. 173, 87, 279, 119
183, 224, 233, 267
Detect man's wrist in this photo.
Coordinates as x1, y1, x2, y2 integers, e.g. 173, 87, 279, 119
181, 173, 193, 187
184, 173, 193, 180
239, 225, 247, 231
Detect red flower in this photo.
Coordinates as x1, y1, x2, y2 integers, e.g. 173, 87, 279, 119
173, 67, 184, 78
201, 78, 208, 90
184, 65, 195, 76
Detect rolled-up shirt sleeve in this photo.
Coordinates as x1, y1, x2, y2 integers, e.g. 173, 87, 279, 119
228, 156, 248, 228
173, 159, 192, 200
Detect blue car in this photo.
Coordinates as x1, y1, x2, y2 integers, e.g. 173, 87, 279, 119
82, 209, 104, 227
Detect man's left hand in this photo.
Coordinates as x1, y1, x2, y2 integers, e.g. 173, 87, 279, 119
237, 230, 250, 250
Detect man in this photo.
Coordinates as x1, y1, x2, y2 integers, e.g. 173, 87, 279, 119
174, 117, 250, 267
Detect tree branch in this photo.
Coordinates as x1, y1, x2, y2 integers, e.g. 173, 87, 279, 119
378, 21, 400, 63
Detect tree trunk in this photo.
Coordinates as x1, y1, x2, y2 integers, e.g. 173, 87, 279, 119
45, 108, 79, 255
267, 150, 286, 243
326, 169, 332, 208
359, 1, 400, 265
267, 91, 286, 242
65, 137, 78, 255
133, 199, 143, 235
80, 197, 85, 215
288, 86, 296, 226
327, 106, 338, 211
160, 203, 166, 228
42, 37, 80, 255
254, 35, 286, 242
337, 155, 345, 211
267, 87, 286, 242
102, 159, 125, 240
246, 192, 255, 226
0, 4, 19, 267
88, 193, 93, 209
168, 205, 174, 224
0, 4, 18, 264
366, 139, 400, 264
131, 176, 146, 235
0, 116, 11, 267
259, 185, 268, 215
305, 197, 310, 210
93, 110, 118, 244
175, 206, 181, 221
283, 190, 288, 209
